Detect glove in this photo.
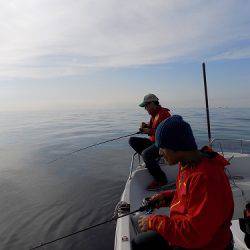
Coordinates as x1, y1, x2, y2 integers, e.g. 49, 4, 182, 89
141, 194, 165, 210
140, 122, 148, 129
142, 191, 174, 210
139, 122, 149, 132
138, 215, 150, 232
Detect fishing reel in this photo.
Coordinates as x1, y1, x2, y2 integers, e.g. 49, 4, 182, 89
140, 197, 157, 214
113, 201, 131, 218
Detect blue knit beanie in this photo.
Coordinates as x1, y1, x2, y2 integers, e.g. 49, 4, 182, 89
155, 115, 197, 151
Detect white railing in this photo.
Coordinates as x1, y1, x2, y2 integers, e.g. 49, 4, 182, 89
211, 138, 250, 155
128, 139, 250, 178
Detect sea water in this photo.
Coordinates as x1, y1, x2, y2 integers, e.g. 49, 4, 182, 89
0, 107, 249, 250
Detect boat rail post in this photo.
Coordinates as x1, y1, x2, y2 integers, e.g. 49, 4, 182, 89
129, 152, 137, 179
202, 62, 212, 146
219, 142, 224, 156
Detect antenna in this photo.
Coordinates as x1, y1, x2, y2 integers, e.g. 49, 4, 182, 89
202, 62, 212, 146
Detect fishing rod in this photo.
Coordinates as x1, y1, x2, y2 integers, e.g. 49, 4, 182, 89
30, 204, 149, 250
202, 62, 212, 146
47, 131, 141, 164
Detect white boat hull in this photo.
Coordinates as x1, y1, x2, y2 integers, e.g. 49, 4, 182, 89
115, 153, 250, 250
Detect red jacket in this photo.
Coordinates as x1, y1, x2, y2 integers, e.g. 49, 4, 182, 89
148, 107, 171, 142
147, 147, 234, 249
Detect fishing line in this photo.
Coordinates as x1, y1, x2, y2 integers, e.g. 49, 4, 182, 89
30, 205, 147, 250
47, 131, 141, 164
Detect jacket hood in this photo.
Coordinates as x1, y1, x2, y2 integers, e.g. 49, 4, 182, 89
200, 146, 230, 168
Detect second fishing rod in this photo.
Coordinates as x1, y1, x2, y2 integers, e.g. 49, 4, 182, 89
30, 198, 156, 250
47, 131, 142, 164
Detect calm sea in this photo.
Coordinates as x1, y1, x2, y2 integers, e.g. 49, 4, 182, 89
0, 107, 250, 250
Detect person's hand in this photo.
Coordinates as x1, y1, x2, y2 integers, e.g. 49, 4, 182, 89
140, 122, 148, 129
139, 122, 150, 134
148, 193, 166, 208
141, 193, 165, 210
141, 128, 150, 134
138, 215, 149, 232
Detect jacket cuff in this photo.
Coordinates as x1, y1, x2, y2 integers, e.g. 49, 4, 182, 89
148, 128, 155, 135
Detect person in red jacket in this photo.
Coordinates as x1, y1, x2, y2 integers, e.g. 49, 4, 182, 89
129, 94, 171, 190
132, 115, 234, 250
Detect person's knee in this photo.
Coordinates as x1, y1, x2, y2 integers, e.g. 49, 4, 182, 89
142, 147, 152, 162
129, 137, 136, 147
131, 237, 140, 250
131, 232, 151, 250
132, 231, 168, 250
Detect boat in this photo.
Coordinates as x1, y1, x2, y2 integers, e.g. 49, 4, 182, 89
114, 64, 250, 250
114, 139, 250, 250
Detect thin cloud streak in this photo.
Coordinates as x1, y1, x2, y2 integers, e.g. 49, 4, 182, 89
0, 0, 250, 78
210, 47, 250, 61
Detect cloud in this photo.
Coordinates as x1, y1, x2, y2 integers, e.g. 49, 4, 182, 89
0, 0, 249, 78
210, 47, 250, 61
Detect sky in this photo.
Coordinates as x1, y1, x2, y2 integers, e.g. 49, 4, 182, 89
0, 0, 250, 111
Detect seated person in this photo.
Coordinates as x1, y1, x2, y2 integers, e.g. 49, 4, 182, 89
132, 115, 234, 250
129, 93, 171, 190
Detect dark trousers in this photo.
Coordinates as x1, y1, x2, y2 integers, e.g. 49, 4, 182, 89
129, 137, 167, 183
132, 231, 172, 250
132, 231, 234, 250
